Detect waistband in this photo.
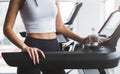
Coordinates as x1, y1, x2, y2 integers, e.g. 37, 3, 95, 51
25, 36, 58, 41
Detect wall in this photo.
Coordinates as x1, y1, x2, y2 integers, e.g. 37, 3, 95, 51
115, 0, 120, 9
73, 0, 103, 37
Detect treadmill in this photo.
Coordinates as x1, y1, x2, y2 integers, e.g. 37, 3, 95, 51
2, 11, 120, 74
2, 2, 120, 74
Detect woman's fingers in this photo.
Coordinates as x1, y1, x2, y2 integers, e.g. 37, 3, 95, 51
24, 47, 43, 64
26, 48, 32, 59
84, 35, 103, 45
37, 49, 46, 59
26, 47, 45, 65
98, 39, 103, 44
34, 48, 39, 64
30, 48, 36, 64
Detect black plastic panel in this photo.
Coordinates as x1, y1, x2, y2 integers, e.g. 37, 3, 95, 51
2, 45, 120, 69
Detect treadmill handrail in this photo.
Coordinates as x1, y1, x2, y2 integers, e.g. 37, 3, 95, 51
2, 49, 120, 69
104, 24, 120, 47
65, 2, 83, 25
98, 10, 120, 47
98, 10, 120, 33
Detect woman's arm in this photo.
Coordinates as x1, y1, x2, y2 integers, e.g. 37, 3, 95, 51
55, 0, 88, 44
3, 0, 45, 64
3, 0, 27, 50
55, 0, 103, 44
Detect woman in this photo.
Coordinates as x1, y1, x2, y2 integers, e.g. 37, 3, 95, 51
3, 0, 101, 74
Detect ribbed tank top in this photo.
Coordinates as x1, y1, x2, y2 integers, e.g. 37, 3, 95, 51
20, 0, 57, 33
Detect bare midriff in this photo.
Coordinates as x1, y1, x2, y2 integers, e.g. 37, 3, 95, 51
27, 32, 57, 39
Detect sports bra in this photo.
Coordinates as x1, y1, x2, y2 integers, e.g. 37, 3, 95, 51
20, 0, 58, 33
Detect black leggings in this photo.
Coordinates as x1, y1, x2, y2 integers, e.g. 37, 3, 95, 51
17, 37, 65, 74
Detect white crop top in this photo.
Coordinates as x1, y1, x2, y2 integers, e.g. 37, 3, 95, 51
20, 0, 57, 33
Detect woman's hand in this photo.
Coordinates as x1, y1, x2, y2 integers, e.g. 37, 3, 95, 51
83, 35, 103, 45
23, 47, 45, 65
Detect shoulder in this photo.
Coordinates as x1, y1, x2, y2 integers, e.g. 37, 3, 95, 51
55, 0, 59, 2
55, 0, 59, 5
9, 0, 25, 9
55, 0, 60, 7
9, 0, 24, 5
19, 0, 26, 9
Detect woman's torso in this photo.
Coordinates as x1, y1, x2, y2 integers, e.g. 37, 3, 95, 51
20, 0, 57, 39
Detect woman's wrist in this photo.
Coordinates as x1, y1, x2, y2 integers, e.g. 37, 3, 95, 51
77, 37, 85, 44
78, 36, 90, 44
21, 44, 29, 51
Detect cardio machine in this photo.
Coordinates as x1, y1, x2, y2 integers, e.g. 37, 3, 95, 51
2, 23, 120, 74
2, 3, 120, 74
